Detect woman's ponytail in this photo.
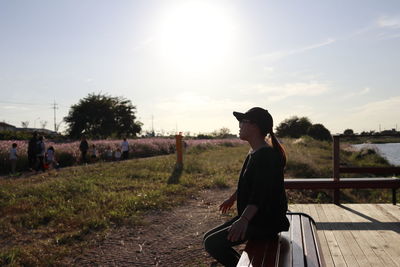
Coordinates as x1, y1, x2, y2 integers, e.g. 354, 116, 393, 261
269, 131, 286, 168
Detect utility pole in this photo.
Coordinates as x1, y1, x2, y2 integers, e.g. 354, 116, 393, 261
151, 115, 154, 136
52, 100, 58, 132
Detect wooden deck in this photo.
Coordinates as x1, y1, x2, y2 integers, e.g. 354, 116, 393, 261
289, 204, 400, 267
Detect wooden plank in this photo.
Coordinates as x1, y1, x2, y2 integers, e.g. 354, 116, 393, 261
316, 204, 347, 267
332, 204, 373, 267
291, 214, 305, 267
307, 204, 334, 267
301, 204, 322, 266
340, 204, 387, 266
360, 204, 400, 265
301, 216, 319, 267
321, 204, 359, 267
278, 214, 292, 267
285, 178, 400, 189
326, 204, 371, 267
339, 167, 400, 174
376, 203, 400, 221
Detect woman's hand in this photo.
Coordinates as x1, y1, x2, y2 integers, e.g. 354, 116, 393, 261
227, 217, 248, 242
219, 196, 235, 214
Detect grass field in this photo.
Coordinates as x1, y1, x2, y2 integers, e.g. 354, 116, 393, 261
0, 138, 397, 266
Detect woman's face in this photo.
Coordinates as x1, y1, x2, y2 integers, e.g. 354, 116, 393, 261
239, 119, 255, 140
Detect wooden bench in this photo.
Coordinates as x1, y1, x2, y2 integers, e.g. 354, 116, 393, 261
284, 177, 400, 205
237, 212, 325, 267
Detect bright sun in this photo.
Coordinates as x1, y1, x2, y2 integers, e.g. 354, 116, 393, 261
157, 2, 236, 72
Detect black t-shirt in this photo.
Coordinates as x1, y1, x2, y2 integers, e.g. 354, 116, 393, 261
237, 146, 289, 238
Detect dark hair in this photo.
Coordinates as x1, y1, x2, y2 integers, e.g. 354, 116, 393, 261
268, 132, 287, 168
12, 143, 17, 148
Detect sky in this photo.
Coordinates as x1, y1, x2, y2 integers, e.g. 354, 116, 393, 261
0, 0, 399, 136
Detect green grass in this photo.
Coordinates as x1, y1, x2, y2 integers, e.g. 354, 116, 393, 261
0, 145, 247, 266
0, 139, 397, 265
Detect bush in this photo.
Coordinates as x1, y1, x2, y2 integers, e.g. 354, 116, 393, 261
276, 116, 312, 138
307, 124, 331, 141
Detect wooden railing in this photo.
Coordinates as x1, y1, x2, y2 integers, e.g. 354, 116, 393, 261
285, 134, 400, 205
332, 134, 400, 204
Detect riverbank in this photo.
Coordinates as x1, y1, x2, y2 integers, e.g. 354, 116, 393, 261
351, 143, 400, 166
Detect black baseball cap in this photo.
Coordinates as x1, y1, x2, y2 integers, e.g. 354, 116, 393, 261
233, 107, 273, 135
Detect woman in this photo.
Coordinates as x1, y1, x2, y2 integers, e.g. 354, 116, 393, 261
203, 107, 289, 267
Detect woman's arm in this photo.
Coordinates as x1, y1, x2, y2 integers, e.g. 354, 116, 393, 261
219, 190, 237, 214
227, 204, 258, 242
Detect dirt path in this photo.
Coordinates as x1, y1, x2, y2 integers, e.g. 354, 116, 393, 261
68, 188, 236, 267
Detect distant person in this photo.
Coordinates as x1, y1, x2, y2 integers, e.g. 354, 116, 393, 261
79, 135, 89, 163
9, 143, 18, 175
203, 107, 289, 267
27, 131, 38, 171
121, 138, 129, 160
46, 146, 59, 169
90, 144, 97, 161
105, 146, 113, 161
35, 136, 46, 172
114, 148, 122, 161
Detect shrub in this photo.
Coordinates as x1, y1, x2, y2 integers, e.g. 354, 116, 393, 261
307, 124, 332, 141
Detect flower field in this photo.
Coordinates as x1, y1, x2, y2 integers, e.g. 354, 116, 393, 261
0, 138, 244, 175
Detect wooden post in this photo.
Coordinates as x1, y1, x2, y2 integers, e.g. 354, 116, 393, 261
333, 135, 340, 205
175, 132, 183, 165
392, 188, 397, 205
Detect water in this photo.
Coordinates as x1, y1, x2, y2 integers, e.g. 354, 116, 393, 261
351, 143, 400, 166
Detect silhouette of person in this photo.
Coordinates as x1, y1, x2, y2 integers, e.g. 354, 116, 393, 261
121, 138, 129, 160
27, 131, 38, 171
203, 107, 289, 267
35, 136, 46, 172
9, 143, 18, 174
79, 135, 89, 163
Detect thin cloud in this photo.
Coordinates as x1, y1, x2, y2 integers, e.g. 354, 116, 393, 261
375, 15, 400, 40
253, 81, 330, 102
148, 92, 255, 133
157, 92, 253, 114
255, 38, 335, 61
351, 96, 400, 113
341, 96, 400, 131
377, 16, 400, 29
1, 105, 30, 111
343, 87, 371, 99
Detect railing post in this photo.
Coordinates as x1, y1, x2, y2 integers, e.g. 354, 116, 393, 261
175, 132, 183, 166
333, 135, 340, 205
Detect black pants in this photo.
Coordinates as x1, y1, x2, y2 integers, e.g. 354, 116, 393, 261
203, 216, 246, 267
122, 151, 129, 160
36, 156, 45, 172
28, 154, 36, 170
81, 151, 88, 163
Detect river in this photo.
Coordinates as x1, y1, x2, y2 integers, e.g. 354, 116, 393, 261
351, 143, 400, 166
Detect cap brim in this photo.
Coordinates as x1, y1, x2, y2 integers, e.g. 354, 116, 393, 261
233, 111, 245, 121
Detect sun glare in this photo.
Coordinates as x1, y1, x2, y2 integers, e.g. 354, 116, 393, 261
157, 2, 236, 72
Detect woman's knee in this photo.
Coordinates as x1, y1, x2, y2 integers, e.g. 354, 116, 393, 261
203, 234, 219, 253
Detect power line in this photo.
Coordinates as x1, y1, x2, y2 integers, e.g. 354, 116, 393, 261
0, 100, 69, 108
0, 100, 46, 106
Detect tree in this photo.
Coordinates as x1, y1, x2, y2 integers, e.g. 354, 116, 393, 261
275, 116, 312, 138
64, 93, 142, 139
40, 120, 48, 129
308, 124, 332, 141
21, 121, 29, 128
343, 129, 354, 135
211, 127, 232, 138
